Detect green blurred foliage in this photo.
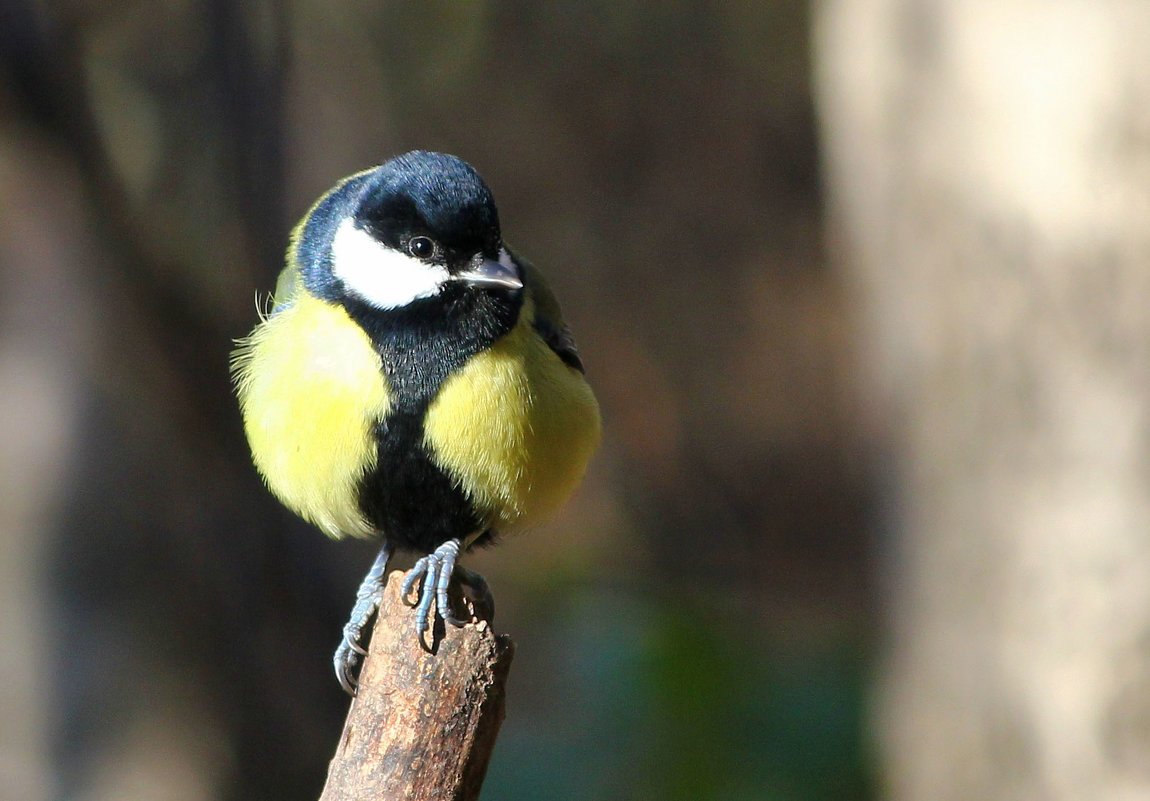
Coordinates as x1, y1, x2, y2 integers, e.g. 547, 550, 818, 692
485, 593, 873, 801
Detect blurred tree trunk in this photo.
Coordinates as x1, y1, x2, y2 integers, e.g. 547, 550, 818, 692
815, 1, 1150, 799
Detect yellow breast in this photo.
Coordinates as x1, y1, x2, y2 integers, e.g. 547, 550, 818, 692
232, 292, 390, 539
423, 300, 602, 537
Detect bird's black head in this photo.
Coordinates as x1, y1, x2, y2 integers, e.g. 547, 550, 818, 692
295, 151, 522, 314
356, 151, 502, 264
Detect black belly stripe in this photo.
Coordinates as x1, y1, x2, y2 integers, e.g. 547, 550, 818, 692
342, 283, 523, 553
356, 411, 481, 553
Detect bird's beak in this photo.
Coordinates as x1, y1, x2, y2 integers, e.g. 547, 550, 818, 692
455, 254, 524, 291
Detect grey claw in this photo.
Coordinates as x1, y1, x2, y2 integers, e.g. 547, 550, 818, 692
334, 642, 360, 696
401, 556, 430, 606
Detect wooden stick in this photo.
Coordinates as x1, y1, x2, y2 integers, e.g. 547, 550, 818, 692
318, 569, 515, 801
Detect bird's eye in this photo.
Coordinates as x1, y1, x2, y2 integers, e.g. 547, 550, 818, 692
407, 236, 436, 260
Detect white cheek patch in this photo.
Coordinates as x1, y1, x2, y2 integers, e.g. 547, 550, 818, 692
331, 220, 450, 310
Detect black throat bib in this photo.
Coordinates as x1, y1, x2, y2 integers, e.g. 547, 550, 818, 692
342, 285, 522, 552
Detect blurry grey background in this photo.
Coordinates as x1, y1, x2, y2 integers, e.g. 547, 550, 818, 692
3, 2, 1149, 800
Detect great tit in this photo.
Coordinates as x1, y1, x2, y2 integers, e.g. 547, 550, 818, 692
231, 151, 601, 694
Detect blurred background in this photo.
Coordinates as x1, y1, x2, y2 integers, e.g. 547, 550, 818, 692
2, 2, 1149, 800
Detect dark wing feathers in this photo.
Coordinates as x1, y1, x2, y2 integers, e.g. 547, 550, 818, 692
514, 250, 586, 373
534, 314, 585, 373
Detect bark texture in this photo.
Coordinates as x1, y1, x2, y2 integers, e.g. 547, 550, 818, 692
319, 571, 514, 801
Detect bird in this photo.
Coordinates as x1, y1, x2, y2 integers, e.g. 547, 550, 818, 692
231, 151, 601, 694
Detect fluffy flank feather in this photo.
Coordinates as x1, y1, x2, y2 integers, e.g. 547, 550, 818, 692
233, 293, 392, 539
423, 295, 601, 535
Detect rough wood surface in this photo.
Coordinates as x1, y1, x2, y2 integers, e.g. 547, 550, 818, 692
318, 570, 515, 801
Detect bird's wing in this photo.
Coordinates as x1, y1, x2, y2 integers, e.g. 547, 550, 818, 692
514, 250, 586, 373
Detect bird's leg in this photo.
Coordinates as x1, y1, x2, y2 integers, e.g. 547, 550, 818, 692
333, 542, 390, 695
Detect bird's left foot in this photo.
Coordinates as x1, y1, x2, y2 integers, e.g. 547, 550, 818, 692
401, 538, 495, 639
334, 543, 390, 695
